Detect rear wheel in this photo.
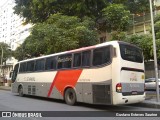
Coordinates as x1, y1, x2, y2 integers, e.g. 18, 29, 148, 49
64, 88, 76, 105
18, 86, 24, 97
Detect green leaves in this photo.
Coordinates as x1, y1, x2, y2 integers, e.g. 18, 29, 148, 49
102, 4, 130, 32
0, 43, 12, 62
14, 0, 109, 23
14, 14, 98, 60
13, 0, 154, 61
125, 0, 150, 14
123, 34, 160, 61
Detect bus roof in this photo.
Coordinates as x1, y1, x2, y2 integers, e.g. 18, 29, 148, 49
18, 41, 125, 63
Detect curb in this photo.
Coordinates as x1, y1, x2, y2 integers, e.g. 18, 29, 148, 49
0, 87, 11, 91
131, 100, 160, 109
138, 102, 160, 109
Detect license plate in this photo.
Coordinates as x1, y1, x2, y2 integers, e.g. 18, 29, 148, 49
132, 91, 138, 95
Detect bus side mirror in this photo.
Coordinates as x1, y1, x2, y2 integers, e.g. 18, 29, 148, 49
9, 71, 14, 83
9, 70, 13, 78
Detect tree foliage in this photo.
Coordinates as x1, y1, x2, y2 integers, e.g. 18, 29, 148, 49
110, 31, 127, 41
0, 42, 12, 63
13, 0, 154, 61
154, 14, 160, 60
154, 14, 160, 39
15, 0, 148, 23
102, 4, 130, 32
125, 0, 150, 14
14, 14, 98, 60
124, 34, 160, 61
14, 0, 109, 23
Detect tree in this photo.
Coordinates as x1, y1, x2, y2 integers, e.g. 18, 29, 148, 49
100, 4, 130, 40
102, 4, 130, 32
0, 42, 12, 63
154, 14, 160, 61
14, 0, 109, 23
110, 31, 126, 41
14, 14, 98, 60
154, 14, 160, 39
125, 0, 150, 14
124, 34, 160, 61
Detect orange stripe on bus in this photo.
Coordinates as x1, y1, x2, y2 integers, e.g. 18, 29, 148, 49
47, 70, 82, 97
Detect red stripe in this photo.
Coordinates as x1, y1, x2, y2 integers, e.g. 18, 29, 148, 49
47, 70, 82, 97
47, 72, 60, 97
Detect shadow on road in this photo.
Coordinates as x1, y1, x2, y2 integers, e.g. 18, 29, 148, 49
13, 94, 140, 111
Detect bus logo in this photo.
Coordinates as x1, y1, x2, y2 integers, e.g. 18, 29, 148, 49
130, 73, 137, 81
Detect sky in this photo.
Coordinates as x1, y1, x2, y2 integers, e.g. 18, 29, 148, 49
0, 0, 8, 7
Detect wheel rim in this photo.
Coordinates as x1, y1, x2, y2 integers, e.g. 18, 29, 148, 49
68, 91, 74, 101
65, 88, 76, 105
19, 87, 23, 96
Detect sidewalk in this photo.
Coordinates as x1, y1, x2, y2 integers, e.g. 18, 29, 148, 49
0, 85, 11, 91
139, 98, 160, 109
0, 85, 160, 109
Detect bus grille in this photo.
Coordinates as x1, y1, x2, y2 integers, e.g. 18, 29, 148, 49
28, 85, 36, 95
93, 85, 111, 104
28, 85, 31, 95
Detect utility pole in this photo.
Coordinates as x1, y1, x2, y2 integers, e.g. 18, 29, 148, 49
149, 0, 160, 102
1, 46, 3, 76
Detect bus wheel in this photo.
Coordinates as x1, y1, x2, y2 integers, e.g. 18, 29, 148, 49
64, 88, 76, 105
18, 86, 24, 97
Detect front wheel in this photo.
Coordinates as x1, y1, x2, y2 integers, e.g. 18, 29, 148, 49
18, 86, 24, 97
64, 88, 76, 105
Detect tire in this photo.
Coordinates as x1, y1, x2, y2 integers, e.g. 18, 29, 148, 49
64, 88, 76, 105
18, 86, 24, 97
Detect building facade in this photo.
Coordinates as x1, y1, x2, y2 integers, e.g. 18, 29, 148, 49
99, 0, 160, 42
0, 0, 32, 83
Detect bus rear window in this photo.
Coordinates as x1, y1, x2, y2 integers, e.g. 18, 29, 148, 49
119, 44, 143, 63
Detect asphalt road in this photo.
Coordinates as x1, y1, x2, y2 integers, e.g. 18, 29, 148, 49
0, 90, 159, 120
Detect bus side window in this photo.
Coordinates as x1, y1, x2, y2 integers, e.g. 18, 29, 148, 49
26, 61, 35, 72
35, 59, 45, 71
12, 63, 19, 82
82, 51, 91, 67
19, 62, 26, 73
73, 53, 81, 68
93, 46, 111, 66
58, 54, 72, 69
45, 57, 57, 70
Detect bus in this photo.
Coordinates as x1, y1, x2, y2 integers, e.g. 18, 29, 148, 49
11, 41, 145, 105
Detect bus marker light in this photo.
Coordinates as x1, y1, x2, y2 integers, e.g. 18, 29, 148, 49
141, 75, 144, 80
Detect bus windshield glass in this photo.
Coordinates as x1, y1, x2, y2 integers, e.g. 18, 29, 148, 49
119, 43, 143, 63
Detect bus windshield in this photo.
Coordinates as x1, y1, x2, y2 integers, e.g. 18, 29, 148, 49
119, 43, 143, 63
11, 63, 19, 83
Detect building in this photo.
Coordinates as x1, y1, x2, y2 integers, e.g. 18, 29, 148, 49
0, 0, 32, 84
99, 0, 160, 42
128, 0, 160, 35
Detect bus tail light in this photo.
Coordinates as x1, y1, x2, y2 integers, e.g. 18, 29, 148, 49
116, 83, 122, 93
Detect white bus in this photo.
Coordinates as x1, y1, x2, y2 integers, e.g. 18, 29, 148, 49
11, 41, 145, 105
